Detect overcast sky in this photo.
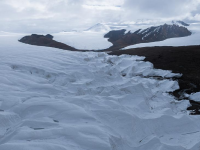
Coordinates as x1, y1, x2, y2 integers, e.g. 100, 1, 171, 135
1, 0, 200, 33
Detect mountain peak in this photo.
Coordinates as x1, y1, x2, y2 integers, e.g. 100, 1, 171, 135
172, 20, 190, 26
86, 23, 111, 32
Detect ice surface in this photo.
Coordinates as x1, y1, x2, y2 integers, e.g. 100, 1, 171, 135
0, 33, 199, 150
189, 92, 200, 102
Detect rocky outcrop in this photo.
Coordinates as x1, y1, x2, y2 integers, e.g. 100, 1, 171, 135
45, 34, 54, 40
104, 29, 126, 43
19, 34, 77, 51
104, 24, 192, 50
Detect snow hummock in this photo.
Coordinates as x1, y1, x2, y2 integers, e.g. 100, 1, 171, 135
1, 32, 200, 150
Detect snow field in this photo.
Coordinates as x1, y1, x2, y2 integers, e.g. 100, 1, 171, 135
53, 31, 112, 50
0, 33, 200, 150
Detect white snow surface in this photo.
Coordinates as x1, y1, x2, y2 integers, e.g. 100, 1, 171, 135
123, 23, 200, 49
189, 92, 200, 102
1, 32, 200, 150
53, 30, 112, 50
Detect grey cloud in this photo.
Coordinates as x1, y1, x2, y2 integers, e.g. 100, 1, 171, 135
123, 0, 200, 20
0, 0, 200, 33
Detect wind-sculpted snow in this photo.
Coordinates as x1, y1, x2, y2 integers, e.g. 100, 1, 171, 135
0, 34, 200, 150
189, 92, 200, 102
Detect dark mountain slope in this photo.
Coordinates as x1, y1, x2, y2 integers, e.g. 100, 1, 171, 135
104, 24, 192, 51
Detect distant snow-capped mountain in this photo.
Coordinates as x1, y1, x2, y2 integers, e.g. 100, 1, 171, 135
86, 23, 111, 32
172, 20, 190, 26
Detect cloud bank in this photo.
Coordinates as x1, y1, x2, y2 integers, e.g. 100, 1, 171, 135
1, 0, 200, 32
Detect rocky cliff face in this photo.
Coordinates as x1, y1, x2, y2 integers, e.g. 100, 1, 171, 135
104, 29, 126, 43
19, 34, 77, 51
104, 24, 192, 50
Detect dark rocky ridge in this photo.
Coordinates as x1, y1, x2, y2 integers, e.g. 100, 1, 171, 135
19, 34, 81, 51
19, 24, 192, 53
104, 24, 192, 51
104, 29, 126, 43
109, 45, 200, 114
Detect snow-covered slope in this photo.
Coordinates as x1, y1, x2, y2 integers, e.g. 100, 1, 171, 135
121, 20, 190, 34
105, 24, 191, 49
123, 23, 200, 49
1, 32, 200, 150
53, 31, 112, 50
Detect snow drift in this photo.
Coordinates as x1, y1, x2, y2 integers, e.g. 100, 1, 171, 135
0, 32, 200, 150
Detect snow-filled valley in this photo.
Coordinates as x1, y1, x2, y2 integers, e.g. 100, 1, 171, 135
53, 24, 112, 50
1, 32, 200, 150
